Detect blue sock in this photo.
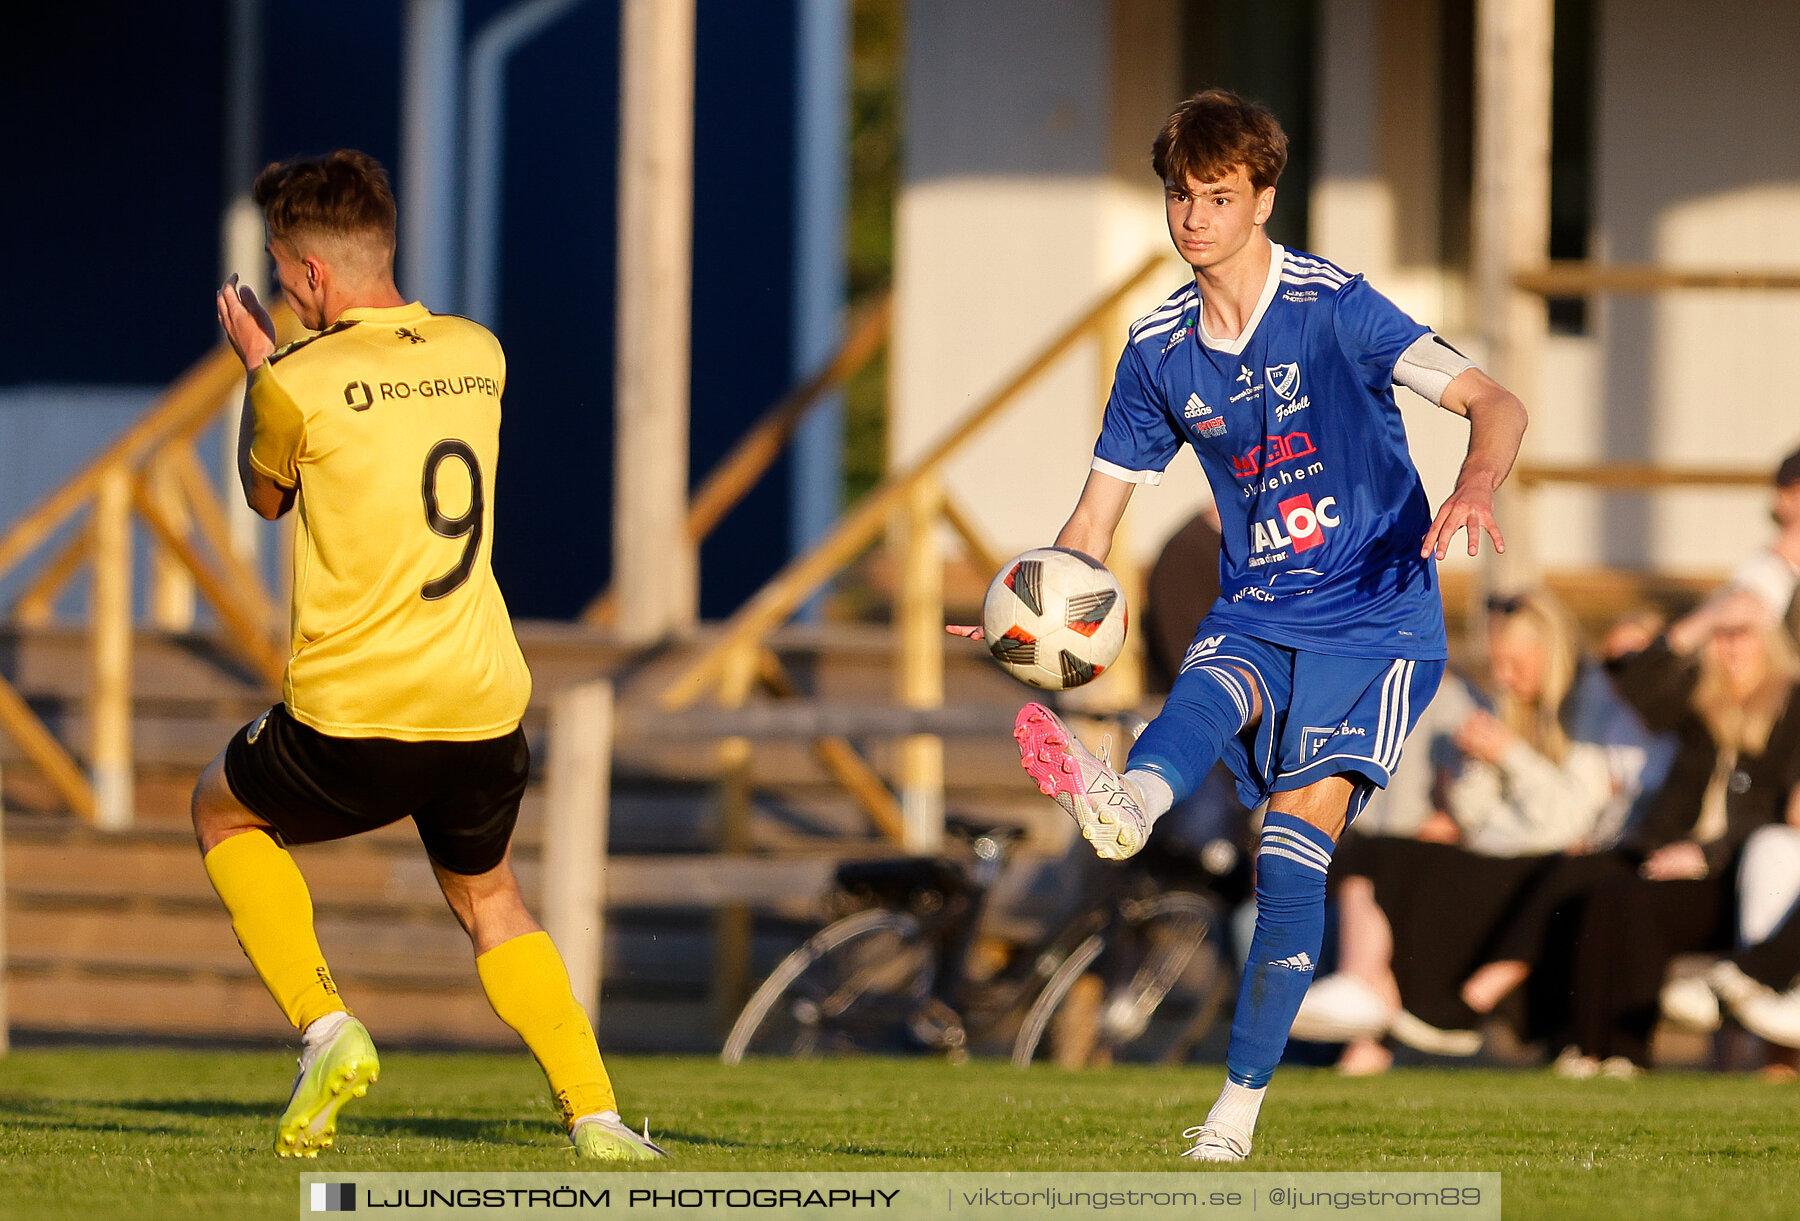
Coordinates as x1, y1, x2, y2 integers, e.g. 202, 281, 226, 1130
1127, 664, 1253, 801
1225, 812, 1334, 1088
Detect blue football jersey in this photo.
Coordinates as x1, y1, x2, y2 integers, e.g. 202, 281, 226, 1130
1093, 244, 1447, 660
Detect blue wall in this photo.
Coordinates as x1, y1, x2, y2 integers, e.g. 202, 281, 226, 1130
0, 0, 800, 622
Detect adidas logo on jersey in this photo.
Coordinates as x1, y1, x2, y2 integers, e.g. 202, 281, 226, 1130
1268, 952, 1315, 973
1183, 393, 1213, 420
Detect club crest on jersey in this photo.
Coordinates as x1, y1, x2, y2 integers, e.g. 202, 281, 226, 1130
1248, 493, 1341, 562
1266, 363, 1311, 420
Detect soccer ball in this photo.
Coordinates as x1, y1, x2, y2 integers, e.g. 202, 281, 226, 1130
981, 548, 1128, 690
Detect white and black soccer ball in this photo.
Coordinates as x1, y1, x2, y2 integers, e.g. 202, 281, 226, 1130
980, 548, 1128, 690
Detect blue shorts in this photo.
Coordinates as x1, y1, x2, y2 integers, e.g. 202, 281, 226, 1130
1146, 625, 1444, 821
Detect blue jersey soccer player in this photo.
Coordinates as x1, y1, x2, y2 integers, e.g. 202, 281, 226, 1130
958, 90, 1527, 1161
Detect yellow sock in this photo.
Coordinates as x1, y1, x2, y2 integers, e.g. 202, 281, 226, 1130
477, 931, 618, 1127
202, 831, 348, 1031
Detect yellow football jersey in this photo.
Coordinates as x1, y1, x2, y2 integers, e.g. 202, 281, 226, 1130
247, 302, 532, 740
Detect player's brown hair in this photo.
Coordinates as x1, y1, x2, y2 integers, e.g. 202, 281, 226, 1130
253, 150, 397, 260
1152, 89, 1288, 192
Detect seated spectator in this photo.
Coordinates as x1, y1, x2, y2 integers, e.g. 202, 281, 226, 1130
1292, 591, 1660, 1072
1660, 818, 1800, 1061
1462, 590, 1800, 1076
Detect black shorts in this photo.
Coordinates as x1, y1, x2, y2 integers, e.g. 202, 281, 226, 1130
223, 704, 529, 875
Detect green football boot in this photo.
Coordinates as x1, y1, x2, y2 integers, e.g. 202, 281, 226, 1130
275, 1014, 380, 1157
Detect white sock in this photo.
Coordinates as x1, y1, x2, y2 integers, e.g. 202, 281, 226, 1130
302, 1010, 352, 1047
1205, 1079, 1266, 1139
1124, 768, 1175, 825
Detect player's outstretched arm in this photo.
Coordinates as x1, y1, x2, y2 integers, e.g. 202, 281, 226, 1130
1053, 469, 1135, 563
1421, 368, 1528, 559
946, 469, 1135, 640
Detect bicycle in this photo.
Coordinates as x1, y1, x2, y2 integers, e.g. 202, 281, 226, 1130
721, 814, 1235, 1068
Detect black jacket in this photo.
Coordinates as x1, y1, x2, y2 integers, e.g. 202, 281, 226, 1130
1605, 638, 1800, 875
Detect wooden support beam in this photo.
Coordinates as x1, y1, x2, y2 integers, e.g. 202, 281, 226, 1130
1513, 462, 1767, 490
897, 474, 944, 853
1515, 263, 1800, 296
131, 479, 287, 686
89, 468, 134, 831
686, 294, 891, 549
659, 252, 1170, 711
581, 295, 892, 628
938, 491, 1002, 585
711, 641, 757, 1029
11, 526, 91, 628
164, 442, 280, 630
754, 648, 906, 844
0, 670, 95, 821
0, 317, 294, 585
146, 454, 197, 632
543, 680, 613, 1019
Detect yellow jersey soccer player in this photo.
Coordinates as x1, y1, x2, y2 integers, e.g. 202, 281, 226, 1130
194, 149, 664, 1160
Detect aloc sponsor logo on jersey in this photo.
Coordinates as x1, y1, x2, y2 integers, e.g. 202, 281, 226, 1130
1247, 492, 1341, 564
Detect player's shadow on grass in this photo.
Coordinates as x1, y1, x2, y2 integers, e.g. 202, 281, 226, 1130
352, 1115, 542, 1144
0, 1115, 191, 1137
114, 1098, 275, 1119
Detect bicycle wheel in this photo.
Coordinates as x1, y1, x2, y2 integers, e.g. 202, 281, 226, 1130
1012, 890, 1228, 1067
721, 908, 937, 1063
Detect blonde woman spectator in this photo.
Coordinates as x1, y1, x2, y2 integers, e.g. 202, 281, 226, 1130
1465, 591, 1800, 1075
1294, 591, 1658, 1071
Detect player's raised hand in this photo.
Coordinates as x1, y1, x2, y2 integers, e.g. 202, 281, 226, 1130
945, 624, 985, 641
216, 274, 278, 370
1421, 482, 1505, 560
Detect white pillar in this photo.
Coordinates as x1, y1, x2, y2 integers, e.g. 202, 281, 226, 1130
402, 0, 464, 311
1472, 0, 1553, 582
613, 0, 699, 643
543, 681, 614, 1018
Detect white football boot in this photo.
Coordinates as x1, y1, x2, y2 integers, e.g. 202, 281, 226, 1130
1180, 1123, 1252, 1163
1014, 703, 1148, 861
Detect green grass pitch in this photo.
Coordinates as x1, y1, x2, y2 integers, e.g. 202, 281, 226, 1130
2, 1050, 1798, 1220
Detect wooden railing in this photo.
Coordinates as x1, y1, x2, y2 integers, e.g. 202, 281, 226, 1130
580, 293, 894, 626
659, 252, 1173, 851
1515, 263, 1800, 296
0, 315, 295, 826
